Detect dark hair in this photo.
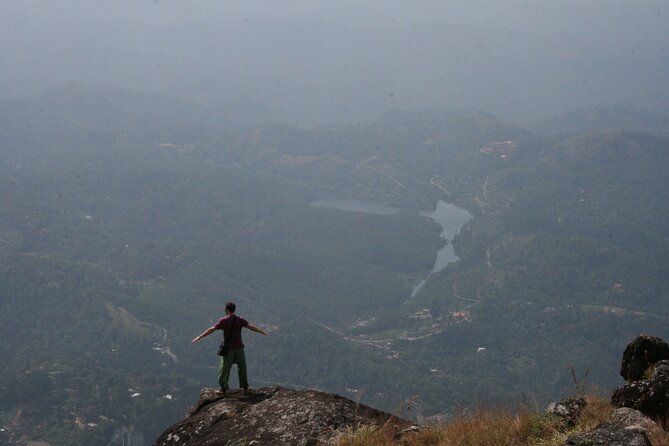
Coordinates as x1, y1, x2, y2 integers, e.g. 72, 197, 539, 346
225, 302, 236, 313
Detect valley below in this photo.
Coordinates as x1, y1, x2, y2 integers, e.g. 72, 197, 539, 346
1, 91, 669, 445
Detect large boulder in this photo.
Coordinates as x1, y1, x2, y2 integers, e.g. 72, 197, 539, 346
612, 359, 669, 421
153, 387, 414, 446
611, 407, 659, 435
563, 422, 651, 446
620, 334, 669, 382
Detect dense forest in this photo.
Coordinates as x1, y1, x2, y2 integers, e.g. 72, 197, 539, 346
1, 88, 668, 445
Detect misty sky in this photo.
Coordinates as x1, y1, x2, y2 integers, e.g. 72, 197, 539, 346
2, 0, 668, 126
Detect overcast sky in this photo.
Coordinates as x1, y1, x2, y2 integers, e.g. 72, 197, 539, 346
2, 0, 668, 126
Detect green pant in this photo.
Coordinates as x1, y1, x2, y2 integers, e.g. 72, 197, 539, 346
218, 347, 248, 390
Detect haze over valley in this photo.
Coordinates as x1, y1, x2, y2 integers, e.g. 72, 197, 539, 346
1, 2, 669, 445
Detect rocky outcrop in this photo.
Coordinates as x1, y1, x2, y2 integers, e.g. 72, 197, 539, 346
546, 396, 586, 427
156, 336, 669, 446
612, 359, 669, 421
154, 387, 414, 446
620, 334, 669, 382
562, 335, 669, 445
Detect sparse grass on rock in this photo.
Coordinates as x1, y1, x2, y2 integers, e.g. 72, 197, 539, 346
335, 394, 669, 446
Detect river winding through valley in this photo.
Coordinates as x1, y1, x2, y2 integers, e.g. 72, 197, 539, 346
411, 201, 471, 297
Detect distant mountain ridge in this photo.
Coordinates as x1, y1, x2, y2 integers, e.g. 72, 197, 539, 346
0, 85, 269, 143
552, 130, 667, 163
532, 106, 669, 137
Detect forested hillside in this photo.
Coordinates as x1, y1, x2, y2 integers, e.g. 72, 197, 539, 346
1, 88, 668, 445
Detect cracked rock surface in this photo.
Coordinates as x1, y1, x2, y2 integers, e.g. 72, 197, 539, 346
153, 387, 413, 446
563, 422, 651, 446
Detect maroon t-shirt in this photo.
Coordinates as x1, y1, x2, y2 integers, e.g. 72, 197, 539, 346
214, 315, 248, 349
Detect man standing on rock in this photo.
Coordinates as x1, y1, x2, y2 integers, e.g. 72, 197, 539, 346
192, 302, 267, 393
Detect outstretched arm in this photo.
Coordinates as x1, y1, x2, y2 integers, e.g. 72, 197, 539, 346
246, 323, 268, 336
192, 326, 217, 344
